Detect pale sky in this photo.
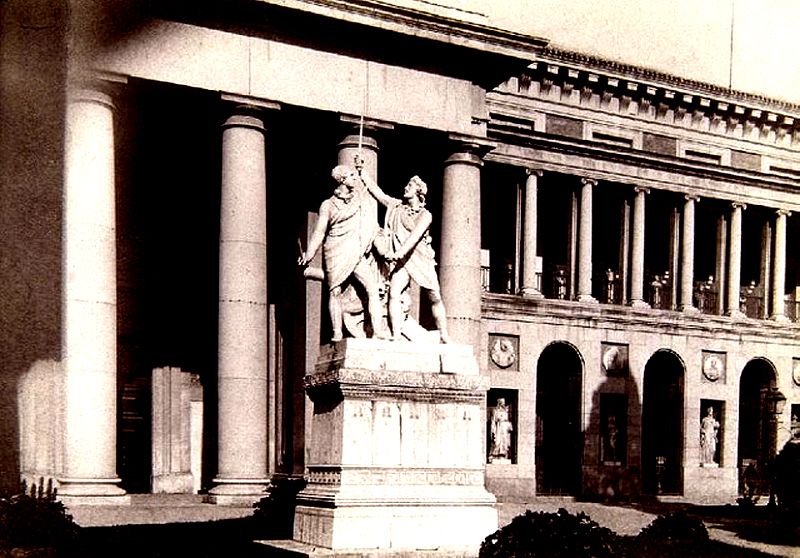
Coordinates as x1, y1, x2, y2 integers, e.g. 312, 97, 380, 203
455, 0, 800, 105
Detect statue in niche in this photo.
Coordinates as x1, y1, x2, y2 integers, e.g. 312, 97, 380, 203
488, 398, 513, 463
298, 164, 387, 342
700, 406, 720, 466
358, 162, 450, 343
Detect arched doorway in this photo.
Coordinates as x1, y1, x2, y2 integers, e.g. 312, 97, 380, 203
535, 343, 583, 495
642, 351, 684, 495
738, 359, 778, 496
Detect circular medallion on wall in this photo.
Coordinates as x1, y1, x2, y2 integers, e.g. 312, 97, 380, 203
603, 346, 622, 374
490, 338, 516, 369
792, 360, 800, 387
703, 354, 723, 382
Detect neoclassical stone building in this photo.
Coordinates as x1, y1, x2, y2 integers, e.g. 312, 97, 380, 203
2, 0, 799, 511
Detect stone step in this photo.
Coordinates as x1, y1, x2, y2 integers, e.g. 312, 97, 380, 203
69, 493, 256, 527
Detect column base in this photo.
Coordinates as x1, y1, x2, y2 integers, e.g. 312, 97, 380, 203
628, 299, 650, 309
57, 478, 130, 506
726, 310, 746, 319
577, 294, 598, 303
208, 478, 269, 506
770, 314, 791, 323
680, 305, 699, 314
519, 288, 544, 299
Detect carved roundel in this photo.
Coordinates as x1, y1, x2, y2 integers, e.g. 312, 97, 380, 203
792, 360, 800, 387
490, 338, 516, 369
603, 347, 622, 373
703, 355, 723, 382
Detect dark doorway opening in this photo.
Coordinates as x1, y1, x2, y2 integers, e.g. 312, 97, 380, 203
535, 343, 583, 495
642, 351, 684, 495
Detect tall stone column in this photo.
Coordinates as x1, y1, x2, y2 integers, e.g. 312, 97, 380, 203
520, 169, 544, 298
629, 186, 649, 307
440, 140, 490, 350
210, 105, 269, 504
59, 83, 128, 503
577, 178, 597, 302
680, 195, 700, 312
726, 202, 746, 318
771, 209, 791, 322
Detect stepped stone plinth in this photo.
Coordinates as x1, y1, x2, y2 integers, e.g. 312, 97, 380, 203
286, 338, 497, 554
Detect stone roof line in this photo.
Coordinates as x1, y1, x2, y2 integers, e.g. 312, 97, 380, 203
540, 47, 800, 121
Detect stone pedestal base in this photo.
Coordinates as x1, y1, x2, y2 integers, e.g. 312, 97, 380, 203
58, 479, 130, 506
208, 480, 269, 506
683, 466, 738, 505
292, 339, 496, 552
152, 473, 194, 494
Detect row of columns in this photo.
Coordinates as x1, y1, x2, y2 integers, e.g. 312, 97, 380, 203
517, 169, 791, 321
58, 79, 488, 503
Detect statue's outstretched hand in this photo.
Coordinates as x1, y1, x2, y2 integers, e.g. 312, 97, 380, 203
354, 153, 365, 171
298, 252, 309, 266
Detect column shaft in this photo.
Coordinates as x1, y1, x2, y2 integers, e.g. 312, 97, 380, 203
210, 107, 269, 504
440, 146, 483, 350
726, 202, 746, 317
771, 209, 791, 321
577, 178, 596, 302
680, 195, 699, 311
60, 86, 127, 502
520, 169, 543, 298
629, 186, 649, 307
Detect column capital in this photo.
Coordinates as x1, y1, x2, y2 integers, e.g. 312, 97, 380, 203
776, 208, 792, 217
634, 186, 650, 195
445, 133, 496, 161
580, 177, 597, 187
525, 168, 544, 178
684, 194, 700, 203
731, 201, 747, 211
221, 93, 281, 113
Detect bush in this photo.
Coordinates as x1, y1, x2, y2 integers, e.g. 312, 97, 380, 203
0, 493, 80, 554
772, 440, 800, 514
638, 510, 709, 543
479, 508, 620, 558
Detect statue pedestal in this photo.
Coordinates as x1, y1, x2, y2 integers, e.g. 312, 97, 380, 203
292, 339, 496, 552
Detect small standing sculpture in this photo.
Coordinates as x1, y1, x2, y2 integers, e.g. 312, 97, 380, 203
298, 165, 385, 342
359, 165, 450, 343
602, 413, 619, 464
489, 398, 513, 463
700, 406, 720, 466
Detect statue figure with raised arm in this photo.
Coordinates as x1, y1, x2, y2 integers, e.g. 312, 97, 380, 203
298, 164, 385, 342
358, 163, 450, 343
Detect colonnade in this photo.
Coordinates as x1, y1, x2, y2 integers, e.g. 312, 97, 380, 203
517, 169, 791, 320
58, 79, 487, 503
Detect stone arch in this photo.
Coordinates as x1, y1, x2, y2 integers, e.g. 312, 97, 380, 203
535, 341, 583, 496
641, 349, 685, 495
737, 357, 779, 496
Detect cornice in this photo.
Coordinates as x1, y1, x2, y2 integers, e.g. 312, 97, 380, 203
260, 0, 548, 57
540, 47, 800, 117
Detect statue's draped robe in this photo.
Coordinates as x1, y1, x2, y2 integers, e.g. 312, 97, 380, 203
323, 183, 379, 291
385, 202, 439, 290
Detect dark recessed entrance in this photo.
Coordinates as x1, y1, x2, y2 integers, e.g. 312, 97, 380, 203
642, 351, 684, 495
535, 343, 583, 496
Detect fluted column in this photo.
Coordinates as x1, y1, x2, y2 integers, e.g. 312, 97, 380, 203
771, 209, 791, 322
726, 202, 746, 318
520, 169, 544, 298
680, 195, 700, 312
59, 83, 128, 503
210, 105, 269, 505
440, 140, 489, 351
629, 186, 649, 307
577, 178, 597, 302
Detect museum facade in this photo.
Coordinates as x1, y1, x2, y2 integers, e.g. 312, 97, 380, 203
3, 0, 800, 509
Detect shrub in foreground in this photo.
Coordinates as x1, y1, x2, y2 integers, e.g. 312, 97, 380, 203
0, 493, 80, 554
480, 508, 620, 558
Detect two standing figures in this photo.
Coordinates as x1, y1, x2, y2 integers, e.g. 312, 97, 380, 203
298, 155, 450, 344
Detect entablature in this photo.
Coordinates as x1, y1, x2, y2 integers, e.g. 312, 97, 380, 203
488, 48, 800, 166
